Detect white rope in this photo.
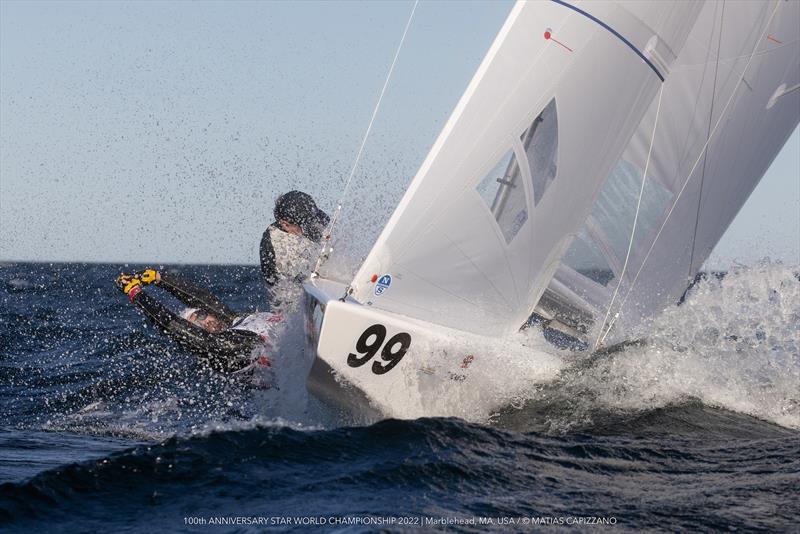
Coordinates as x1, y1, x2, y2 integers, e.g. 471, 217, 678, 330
314, 0, 419, 274
594, 0, 782, 347
593, 84, 665, 351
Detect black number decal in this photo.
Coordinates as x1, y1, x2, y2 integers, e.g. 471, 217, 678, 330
346, 324, 412, 374
347, 324, 386, 367
371, 332, 412, 375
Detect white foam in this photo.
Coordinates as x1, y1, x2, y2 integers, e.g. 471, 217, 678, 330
186, 415, 325, 438
407, 326, 565, 421
547, 262, 799, 430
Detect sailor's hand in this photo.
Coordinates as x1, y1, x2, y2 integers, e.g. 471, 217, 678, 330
115, 273, 132, 292
136, 269, 160, 285
115, 273, 142, 298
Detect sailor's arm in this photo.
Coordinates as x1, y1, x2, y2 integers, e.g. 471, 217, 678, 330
116, 273, 221, 348
136, 269, 237, 324
259, 226, 278, 287
115, 274, 262, 373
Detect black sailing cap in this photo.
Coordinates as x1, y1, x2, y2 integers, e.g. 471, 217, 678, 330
274, 191, 330, 241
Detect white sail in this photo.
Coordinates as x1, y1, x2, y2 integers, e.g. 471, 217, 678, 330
302, 0, 800, 419
349, 0, 704, 337
544, 0, 800, 343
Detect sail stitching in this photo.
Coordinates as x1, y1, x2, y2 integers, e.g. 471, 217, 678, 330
671, 7, 722, 229
596, 0, 782, 346
313, 0, 420, 276
594, 84, 665, 350
673, 39, 797, 69
688, 1, 726, 280
446, 234, 519, 312
402, 264, 485, 309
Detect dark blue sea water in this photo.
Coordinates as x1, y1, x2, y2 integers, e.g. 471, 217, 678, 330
1, 262, 798, 533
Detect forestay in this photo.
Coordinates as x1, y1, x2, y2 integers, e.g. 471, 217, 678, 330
349, 0, 703, 337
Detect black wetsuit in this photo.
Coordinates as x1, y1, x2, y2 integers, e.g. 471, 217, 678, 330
129, 273, 261, 373
260, 190, 330, 291
259, 224, 321, 300
259, 222, 282, 287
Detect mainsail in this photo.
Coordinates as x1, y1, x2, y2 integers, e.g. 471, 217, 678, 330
348, 0, 707, 337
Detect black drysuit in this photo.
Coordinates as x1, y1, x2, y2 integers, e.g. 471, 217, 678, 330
129, 273, 261, 373
260, 190, 330, 290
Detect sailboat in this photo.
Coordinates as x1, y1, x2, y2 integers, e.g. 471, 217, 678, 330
302, 0, 800, 419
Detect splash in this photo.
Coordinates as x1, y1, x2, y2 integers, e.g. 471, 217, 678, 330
409, 326, 565, 421
515, 262, 800, 432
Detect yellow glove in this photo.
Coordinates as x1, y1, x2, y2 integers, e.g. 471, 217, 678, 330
137, 269, 160, 285
115, 274, 142, 298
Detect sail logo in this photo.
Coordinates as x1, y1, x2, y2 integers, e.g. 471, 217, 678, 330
374, 274, 392, 296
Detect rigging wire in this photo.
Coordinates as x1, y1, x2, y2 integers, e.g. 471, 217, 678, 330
593, 84, 665, 351
594, 0, 782, 348
313, 0, 420, 276
687, 0, 725, 281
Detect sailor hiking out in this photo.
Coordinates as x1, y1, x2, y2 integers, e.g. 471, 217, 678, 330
115, 269, 281, 376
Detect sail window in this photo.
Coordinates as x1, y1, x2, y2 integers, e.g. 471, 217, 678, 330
563, 227, 616, 286
476, 148, 528, 243
591, 160, 672, 262
560, 159, 673, 288
521, 98, 558, 206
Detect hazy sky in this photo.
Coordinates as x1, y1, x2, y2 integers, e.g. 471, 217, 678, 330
1, 0, 798, 268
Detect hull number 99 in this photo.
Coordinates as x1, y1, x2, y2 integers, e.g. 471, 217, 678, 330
347, 324, 411, 375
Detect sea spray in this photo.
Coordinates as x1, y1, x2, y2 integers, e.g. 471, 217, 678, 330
501, 261, 800, 433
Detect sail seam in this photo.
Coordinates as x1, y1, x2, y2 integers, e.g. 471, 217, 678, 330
688, 0, 725, 280
446, 234, 518, 312
549, 0, 665, 82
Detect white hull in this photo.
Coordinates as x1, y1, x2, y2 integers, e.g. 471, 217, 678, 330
303, 277, 563, 420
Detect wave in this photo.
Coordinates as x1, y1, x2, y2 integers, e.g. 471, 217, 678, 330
1, 417, 797, 532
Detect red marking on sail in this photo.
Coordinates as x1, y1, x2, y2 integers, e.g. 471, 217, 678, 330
543, 29, 572, 52
767, 35, 783, 44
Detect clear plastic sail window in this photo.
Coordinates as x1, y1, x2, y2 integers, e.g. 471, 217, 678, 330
561, 159, 675, 289
522, 98, 558, 206
476, 148, 528, 243
563, 227, 617, 286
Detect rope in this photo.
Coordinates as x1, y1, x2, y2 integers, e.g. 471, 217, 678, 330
594, 0, 782, 347
688, 0, 725, 281
593, 84, 665, 350
313, 0, 420, 275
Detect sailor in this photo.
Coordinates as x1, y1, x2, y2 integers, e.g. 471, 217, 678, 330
115, 269, 281, 376
259, 190, 330, 301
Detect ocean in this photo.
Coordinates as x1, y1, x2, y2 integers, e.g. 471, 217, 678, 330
0, 262, 798, 532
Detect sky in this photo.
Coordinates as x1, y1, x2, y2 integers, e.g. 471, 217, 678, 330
1, 0, 798, 268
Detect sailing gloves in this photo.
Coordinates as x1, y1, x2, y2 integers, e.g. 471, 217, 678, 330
115, 273, 142, 300
115, 269, 160, 300
136, 269, 161, 285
